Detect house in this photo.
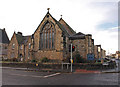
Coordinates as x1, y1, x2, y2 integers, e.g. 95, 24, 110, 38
115, 51, 120, 59
7, 32, 33, 61
0, 28, 9, 60
101, 49, 106, 58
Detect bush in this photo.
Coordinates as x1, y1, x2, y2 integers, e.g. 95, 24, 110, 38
6, 58, 19, 62
40, 57, 49, 63
73, 53, 87, 63
12, 58, 18, 62
63, 55, 71, 63
31, 59, 37, 63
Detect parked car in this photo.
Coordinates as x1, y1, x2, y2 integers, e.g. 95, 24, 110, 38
102, 62, 109, 66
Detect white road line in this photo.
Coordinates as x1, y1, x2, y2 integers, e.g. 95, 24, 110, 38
10, 74, 43, 78
31, 75, 43, 78
10, 73, 61, 78
44, 73, 60, 78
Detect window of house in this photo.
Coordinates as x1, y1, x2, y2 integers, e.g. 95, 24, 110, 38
20, 45, 22, 49
63, 36, 66, 48
28, 43, 31, 49
28, 52, 30, 59
11, 52, 15, 58
39, 21, 55, 50
88, 37, 90, 47
12, 44, 15, 49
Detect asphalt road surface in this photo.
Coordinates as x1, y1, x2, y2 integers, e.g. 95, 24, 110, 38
2, 68, 119, 85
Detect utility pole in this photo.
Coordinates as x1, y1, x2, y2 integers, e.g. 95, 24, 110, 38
71, 43, 72, 72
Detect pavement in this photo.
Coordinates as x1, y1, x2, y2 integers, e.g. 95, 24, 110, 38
101, 68, 120, 73
2, 66, 120, 73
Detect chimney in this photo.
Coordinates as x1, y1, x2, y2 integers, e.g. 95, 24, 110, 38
3, 28, 5, 31
17, 32, 22, 36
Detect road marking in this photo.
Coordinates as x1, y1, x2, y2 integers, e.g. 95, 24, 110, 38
10, 73, 61, 78
10, 74, 43, 78
44, 73, 60, 78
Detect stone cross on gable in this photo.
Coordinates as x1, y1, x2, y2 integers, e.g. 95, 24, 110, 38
61, 15, 62, 18
47, 8, 50, 12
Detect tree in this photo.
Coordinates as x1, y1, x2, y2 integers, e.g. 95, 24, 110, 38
73, 52, 86, 63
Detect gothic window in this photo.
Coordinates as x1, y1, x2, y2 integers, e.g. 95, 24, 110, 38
40, 33, 43, 49
49, 30, 51, 49
46, 32, 49, 48
39, 21, 55, 50
52, 28, 54, 48
44, 30, 46, 48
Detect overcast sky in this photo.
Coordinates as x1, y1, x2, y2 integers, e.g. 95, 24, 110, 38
0, 0, 119, 54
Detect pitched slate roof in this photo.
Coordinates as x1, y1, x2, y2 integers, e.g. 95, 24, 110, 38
34, 12, 70, 37
59, 18, 76, 35
15, 32, 31, 45
53, 17, 70, 36
23, 36, 31, 44
16, 33, 23, 44
69, 32, 85, 40
0, 29, 9, 44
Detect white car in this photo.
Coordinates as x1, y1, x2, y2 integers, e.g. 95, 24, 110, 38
102, 62, 109, 65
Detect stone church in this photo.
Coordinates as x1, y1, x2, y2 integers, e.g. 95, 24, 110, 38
7, 9, 105, 62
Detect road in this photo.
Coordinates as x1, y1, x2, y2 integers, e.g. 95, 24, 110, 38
2, 68, 119, 85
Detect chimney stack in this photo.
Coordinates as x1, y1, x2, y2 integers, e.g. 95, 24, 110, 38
17, 32, 22, 36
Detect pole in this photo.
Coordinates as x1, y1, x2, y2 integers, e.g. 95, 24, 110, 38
71, 43, 72, 72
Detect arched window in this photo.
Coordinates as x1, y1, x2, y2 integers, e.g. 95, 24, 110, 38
52, 28, 54, 48
39, 21, 55, 50
46, 32, 49, 48
40, 33, 43, 49
49, 30, 51, 49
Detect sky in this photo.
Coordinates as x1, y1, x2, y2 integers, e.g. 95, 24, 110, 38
0, 0, 119, 55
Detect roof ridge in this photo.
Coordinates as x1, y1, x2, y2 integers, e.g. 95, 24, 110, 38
52, 17, 70, 36
59, 18, 76, 34
0, 29, 9, 44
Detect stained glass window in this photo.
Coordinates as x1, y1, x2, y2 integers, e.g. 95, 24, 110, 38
39, 21, 55, 50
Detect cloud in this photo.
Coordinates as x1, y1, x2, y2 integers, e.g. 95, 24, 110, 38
0, 0, 118, 54
93, 26, 118, 54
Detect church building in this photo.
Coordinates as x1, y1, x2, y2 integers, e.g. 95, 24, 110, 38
7, 8, 103, 62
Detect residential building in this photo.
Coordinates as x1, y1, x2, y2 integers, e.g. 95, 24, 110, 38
7, 32, 33, 61
0, 28, 9, 60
